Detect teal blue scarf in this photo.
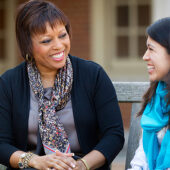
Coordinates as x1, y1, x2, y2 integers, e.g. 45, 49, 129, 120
141, 81, 170, 170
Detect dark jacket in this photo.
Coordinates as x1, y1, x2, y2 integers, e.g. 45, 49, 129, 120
0, 55, 124, 169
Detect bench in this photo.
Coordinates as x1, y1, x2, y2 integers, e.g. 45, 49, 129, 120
0, 81, 149, 170
113, 82, 149, 170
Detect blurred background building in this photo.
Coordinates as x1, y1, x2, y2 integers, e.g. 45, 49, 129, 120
1, 0, 170, 80
0, 0, 170, 169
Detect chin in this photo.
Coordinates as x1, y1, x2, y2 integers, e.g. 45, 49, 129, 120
55, 62, 66, 70
149, 77, 157, 82
149, 73, 159, 82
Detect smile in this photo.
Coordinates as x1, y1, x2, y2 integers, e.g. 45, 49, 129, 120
147, 65, 155, 74
147, 66, 155, 70
51, 52, 64, 61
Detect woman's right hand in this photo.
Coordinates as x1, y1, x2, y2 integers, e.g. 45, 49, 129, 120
29, 153, 77, 170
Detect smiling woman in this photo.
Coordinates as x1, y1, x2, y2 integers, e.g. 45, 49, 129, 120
143, 36, 170, 82
128, 17, 170, 170
0, 0, 124, 170
31, 23, 71, 88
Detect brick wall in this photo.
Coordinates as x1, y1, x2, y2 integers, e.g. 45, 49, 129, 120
119, 103, 131, 130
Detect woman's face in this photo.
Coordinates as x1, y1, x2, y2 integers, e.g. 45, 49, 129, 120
143, 36, 170, 82
31, 22, 70, 74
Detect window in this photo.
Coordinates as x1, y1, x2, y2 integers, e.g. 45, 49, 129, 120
114, 0, 150, 59
102, 0, 151, 81
117, 36, 129, 58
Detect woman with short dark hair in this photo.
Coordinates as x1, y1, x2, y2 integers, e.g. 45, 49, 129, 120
0, 0, 124, 169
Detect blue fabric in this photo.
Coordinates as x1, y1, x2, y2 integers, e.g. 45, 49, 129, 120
141, 81, 170, 170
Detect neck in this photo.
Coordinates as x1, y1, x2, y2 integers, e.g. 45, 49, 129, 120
40, 70, 57, 88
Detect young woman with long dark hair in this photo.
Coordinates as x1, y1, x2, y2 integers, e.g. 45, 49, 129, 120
129, 17, 170, 170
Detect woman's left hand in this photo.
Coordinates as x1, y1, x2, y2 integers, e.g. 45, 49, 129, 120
73, 159, 87, 170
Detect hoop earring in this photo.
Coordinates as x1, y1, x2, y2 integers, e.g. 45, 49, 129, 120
25, 54, 32, 62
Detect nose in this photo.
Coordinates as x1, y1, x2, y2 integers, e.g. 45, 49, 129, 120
52, 38, 63, 50
143, 50, 150, 61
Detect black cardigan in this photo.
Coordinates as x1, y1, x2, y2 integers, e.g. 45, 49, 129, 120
0, 55, 124, 169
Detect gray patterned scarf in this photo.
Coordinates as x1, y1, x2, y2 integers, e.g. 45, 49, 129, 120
27, 56, 73, 154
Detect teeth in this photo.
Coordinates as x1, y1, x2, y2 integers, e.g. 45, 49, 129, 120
52, 52, 64, 58
148, 66, 154, 70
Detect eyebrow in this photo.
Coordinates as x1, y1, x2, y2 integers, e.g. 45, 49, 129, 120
147, 43, 155, 49
33, 27, 67, 42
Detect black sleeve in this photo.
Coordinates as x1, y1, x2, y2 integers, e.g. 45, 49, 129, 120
0, 76, 19, 166
93, 67, 124, 164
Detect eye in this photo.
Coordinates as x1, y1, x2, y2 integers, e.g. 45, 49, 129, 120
148, 47, 153, 51
41, 39, 51, 44
59, 33, 67, 39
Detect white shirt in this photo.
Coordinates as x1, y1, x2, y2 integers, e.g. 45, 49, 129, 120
128, 127, 169, 170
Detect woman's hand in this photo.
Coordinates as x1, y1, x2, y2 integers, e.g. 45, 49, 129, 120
73, 159, 87, 170
29, 153, 77, 170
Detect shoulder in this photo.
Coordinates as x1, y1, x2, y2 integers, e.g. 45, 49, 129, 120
0, 62, 27, 90
69, 54, 105, 79
69, 54, 113, 92
70, 54, 101, 70
1, 62, 26, 81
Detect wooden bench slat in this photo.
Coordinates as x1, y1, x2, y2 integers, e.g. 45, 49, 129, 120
113, 82, 149, 102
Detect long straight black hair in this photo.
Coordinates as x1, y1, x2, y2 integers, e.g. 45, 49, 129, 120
138, 17, 170, 127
